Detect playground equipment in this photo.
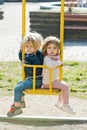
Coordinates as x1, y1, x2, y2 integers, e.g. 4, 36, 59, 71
22, 0, 64, 95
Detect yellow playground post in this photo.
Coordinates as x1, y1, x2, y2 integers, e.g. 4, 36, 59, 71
22, 0, 26, 39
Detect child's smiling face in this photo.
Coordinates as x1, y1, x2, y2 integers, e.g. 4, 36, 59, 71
47, 43, 58, 56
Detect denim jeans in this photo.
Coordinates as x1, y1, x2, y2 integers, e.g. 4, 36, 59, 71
14, 78, 42, 102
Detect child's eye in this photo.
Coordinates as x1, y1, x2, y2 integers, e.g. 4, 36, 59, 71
53, 47, 57, 49
48, 47, 51, 49
26, 45, 29, 47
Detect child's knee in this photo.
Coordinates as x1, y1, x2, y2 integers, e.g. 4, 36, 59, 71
14, 83, 23, 92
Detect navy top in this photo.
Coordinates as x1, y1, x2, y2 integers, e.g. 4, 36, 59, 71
19, 50, 44, 79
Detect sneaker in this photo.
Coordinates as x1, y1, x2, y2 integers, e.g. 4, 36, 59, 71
61, 105, 75, 114
20, 101, 26, 108
55, 104, 75, 114
7, 105, 23, 117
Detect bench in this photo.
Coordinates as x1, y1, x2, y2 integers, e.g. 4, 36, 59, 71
64, 26, 87, 30
64, 14, 87, 32
65, 14, 87, 22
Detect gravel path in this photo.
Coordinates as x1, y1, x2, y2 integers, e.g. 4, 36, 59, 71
0, 2, 87, 130
0, 95, 87, 130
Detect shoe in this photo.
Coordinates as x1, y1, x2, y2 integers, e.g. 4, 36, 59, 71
55, 104, 75, 114
7, 105, 23, 117
55, 103, 62, 109
61, 105, 75, 114
20, 101, 26, 108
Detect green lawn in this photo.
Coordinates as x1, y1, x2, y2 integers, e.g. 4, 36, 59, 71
0, 61, 87, 99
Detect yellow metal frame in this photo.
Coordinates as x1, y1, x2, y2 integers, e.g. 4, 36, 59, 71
22, 0, 64, 95
22, 0, 26, 38
23, 64, 61, 95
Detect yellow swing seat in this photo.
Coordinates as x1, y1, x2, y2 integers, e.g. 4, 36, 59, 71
22, 64, 61, 95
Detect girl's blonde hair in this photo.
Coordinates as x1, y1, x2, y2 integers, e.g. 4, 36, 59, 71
42, 36, 60, 56
21, 32, 43, 50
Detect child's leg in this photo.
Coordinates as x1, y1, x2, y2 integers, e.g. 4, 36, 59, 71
7, 78, 33, 117
53, 80, 75, 114
21, 96, 25, 102
14, 78, 42, 107
58, 92, 63, 105
52, 80, 69, 105
14, 78, 33, 107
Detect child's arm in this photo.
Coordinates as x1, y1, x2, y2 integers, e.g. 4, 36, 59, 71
18, 44, 25, 61
19, 50, 22, 61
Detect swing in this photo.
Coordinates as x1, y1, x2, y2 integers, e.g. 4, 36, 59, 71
22, 0, 65, 95
22, 64, 61, 95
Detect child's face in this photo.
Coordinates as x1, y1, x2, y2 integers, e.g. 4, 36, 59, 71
47, 43, 58, 56
25, 42, 36, 54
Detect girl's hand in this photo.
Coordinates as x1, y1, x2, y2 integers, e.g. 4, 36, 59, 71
60, 62, 63, 66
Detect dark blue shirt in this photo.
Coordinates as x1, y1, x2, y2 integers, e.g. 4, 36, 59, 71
19, 50, 44, 79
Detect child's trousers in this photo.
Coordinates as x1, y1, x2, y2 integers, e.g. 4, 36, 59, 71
14, 78, 42, 102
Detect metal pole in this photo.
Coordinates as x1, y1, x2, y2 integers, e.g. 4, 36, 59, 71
22, 0, 26, 80
22, 0, 26, 39
59, 0, 65, 81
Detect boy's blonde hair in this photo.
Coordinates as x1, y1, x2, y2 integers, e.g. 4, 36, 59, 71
21, 32, 43, 50
42, 36, 60, 56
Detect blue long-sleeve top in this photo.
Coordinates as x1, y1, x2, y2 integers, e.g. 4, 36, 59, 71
19, 50, 44, 79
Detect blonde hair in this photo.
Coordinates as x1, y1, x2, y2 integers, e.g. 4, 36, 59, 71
42, 36, 60, 56
21, 32, 43, 50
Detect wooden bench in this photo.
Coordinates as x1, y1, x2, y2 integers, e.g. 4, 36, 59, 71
64, 14, 87, 31
65, 14, 87, 22
64, 26, 87, 30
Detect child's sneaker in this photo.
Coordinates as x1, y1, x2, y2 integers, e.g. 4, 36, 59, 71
55, 104, 75, 114
20, 101, 26, 108
7, 105, 23, 117
61, 105, 75, 114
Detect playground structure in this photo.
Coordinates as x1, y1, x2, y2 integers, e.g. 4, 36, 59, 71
22, 0, 64, 95
21, 1, 87, 95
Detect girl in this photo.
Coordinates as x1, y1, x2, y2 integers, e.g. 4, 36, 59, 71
7, 32, 44, 117
42, 36, 75, 114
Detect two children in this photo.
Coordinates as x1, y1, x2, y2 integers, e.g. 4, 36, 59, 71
7, 33, 75, 117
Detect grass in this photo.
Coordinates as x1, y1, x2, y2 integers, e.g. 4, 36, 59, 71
0, 61, 87, 99
63, 61, 87, 99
